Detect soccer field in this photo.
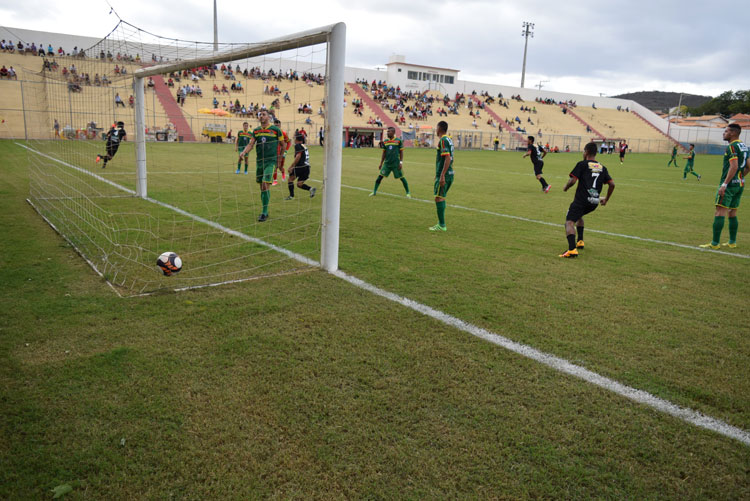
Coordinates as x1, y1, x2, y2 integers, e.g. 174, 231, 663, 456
1, 140, 748, 498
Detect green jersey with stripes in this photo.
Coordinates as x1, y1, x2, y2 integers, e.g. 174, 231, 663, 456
237, 130, 252, 150
435, 135, 454, 178
251, 125, 284, 164
381, 137, 403, 168
721, 140, 748, 186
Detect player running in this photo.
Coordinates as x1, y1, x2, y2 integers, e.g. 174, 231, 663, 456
96, 121, 126, 168
429, 120, 453, 232
522, 136, 551, 193
235, 121, 252, 174
369, 126, 411, 198
285, 133, 316, 200
667, 144, 680, 167
239, 110, 287, 222
682, 143, 701, 181
272, 118, 290, 186
559, 142, 615, 258
700, 124, 748, 249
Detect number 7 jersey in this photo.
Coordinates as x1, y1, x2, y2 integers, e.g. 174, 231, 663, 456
569, 160, 612, 205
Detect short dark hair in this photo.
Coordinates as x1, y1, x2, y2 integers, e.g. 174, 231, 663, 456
527, 136, 534, 143
584, 142, 598, 156
295, 134, 305, 142
116, 121, 124, 127
274, 119, 281, 125
437, 120, 448, 132
728, 123, 742, 134
387, 126, 395, 131
689, 143, 695, 148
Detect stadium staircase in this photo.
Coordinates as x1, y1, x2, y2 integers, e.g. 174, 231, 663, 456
631, 110, 685, 151
469, 95, 524, 142
347, 83, 403, 137
559, 104, 605, 140
151, 75, 196, 141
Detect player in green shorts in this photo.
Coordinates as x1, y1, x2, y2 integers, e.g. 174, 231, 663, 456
682, 143, 701, 181
235, 121, 252, 174
429, 120, 454, 232
667, 144, 680, 167
370, 126, 410, 197
700, 124, 748, 249
239, 110, 287, 222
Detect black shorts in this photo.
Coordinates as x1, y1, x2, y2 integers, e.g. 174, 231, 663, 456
291, 166, 310, 181
533, 161, 544, 176
106, 143, 119, 158
619, 152, 625, 158
566, 201, 598, 222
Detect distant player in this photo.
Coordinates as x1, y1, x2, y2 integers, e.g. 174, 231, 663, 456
96, 121, 126, 168
285, 134, 316, 200
559, 141, 615, 258
522, 136, 551, 193
667, 144, 680, 167
429, 120, 453, 232
272, 118, 290, 186
235, 121, 251, 174
370, 126, 410, 198
619, 141, 628, 164
239, 110, 287, 222
700, 124, 748, 249
682, 144, 701, 181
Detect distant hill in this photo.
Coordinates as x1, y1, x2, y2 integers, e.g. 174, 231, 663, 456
612, 91, 712, 113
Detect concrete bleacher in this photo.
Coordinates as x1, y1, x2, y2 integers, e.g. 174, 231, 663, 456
571, 106, 667, 142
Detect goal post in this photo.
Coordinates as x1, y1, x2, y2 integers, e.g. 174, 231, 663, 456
25, 20, 346, 295
133, 22, 346, 273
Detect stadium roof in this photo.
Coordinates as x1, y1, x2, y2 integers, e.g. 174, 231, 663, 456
385, 61, 459, 73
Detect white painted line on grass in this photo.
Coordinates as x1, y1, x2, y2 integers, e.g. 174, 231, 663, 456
341, 183, 749, 259
19, 143, 750, 447
333, 268, 750, 447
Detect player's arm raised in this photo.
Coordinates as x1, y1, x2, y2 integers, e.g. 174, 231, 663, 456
600, 179, 615, 206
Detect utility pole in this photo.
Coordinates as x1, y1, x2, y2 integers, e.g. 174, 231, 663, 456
520, 21, 534, 88
213, 0, 219, 52
536, 80, 549, 91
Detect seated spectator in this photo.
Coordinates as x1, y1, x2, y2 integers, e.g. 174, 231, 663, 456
115, 93, 125, 107
0, 66, 8, 78
128, 95, 134, 107
47, 44, 54, 56
147, 77, 155, 88
196, 86, 202, 96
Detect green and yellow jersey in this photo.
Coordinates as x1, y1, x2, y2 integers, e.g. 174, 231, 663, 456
251, 125, 284, 165
721, 140, 749, 186
381, 137, 403, 168
237, 130, 252, 150
435, 135, 454, 178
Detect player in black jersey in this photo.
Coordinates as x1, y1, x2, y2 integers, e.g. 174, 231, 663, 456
285, 134, 316, 199
522, 136, 551, 193
96, 121, 126, 168
559, 142, 615, 258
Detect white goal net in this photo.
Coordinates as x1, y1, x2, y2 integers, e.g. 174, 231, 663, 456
22, 20, 344, 295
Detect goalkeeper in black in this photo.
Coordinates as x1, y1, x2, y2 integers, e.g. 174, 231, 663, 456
96, 121, 126, 168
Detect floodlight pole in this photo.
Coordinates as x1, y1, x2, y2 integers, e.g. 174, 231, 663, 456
213, 0, 218, 52
520, 21, 534, 88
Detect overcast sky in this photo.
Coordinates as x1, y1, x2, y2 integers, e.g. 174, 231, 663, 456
1, 0, 746, 98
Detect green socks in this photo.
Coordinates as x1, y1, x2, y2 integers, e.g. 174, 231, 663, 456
436, 200, 446, 227
261, 190, 270, 216
712, 216, 725, 245
400, 177, 410, 195
728, 216, 738, 243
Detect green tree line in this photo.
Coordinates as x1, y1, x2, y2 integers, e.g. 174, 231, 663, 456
687, 90, 750, 116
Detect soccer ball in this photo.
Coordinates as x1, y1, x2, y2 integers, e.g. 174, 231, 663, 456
157, 251, 182, 276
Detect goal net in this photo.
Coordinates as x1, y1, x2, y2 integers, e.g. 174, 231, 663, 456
23, 20, 345, 295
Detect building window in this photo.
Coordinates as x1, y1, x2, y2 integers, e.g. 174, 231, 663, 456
407, 70, 419, 80
398, 68, 402, 72
445, 76, 454, 84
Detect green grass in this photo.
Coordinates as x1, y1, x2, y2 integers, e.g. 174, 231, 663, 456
1, 140, 749, 499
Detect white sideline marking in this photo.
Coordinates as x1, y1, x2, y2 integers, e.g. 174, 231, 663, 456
340, 183, 750, 259
19, 143, 750, 446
